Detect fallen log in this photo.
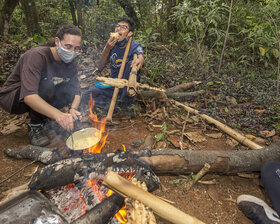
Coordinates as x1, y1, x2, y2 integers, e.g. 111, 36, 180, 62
22, 144, 280, 191
103, 171, 205, 224
171, 100, 262, 150
140, 90, 205, 99
165, 81, 202, 93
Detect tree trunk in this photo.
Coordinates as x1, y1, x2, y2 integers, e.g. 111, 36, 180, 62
10, 144, 279, 190
0, 0, 20, 36
20, 0, 42, 36
77, 2, 83, 29
68, 0, 78, 26
116, 0, 140, 28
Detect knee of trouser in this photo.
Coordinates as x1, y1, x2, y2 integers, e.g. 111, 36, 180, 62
81, 87, 102, 105
261, 161, 280, 182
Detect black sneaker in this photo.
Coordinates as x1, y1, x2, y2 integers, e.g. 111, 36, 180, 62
237, 194, 280, 224
28, 123, 50, 147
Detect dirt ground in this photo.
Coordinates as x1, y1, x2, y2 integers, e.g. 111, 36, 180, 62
0, 106, 272, 224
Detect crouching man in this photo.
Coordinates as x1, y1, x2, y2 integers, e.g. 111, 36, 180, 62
0, 24, 82, 147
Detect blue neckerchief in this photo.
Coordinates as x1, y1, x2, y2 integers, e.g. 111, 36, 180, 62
116, 38, 128, 47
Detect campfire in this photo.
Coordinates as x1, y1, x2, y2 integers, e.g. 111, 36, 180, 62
41, 96, 138, 223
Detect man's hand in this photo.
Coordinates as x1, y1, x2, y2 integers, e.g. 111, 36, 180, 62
55, 112, 74, 131
69, 108, 82, 121
131, 54, 145, 70
106, 36, 118, 50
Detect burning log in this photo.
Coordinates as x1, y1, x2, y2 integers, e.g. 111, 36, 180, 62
4, 145, 63, 164
28, 151, 160, 191
72, 193, 124, 224
103, 171, 205, 224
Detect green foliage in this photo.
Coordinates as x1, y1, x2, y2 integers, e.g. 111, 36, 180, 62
155, 122, 167, 142
33, 34, 46, 45
135, 27, 160, 55
170, 0, 229, 53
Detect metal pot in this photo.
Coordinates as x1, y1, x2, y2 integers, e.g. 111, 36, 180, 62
66, 127, 101, 150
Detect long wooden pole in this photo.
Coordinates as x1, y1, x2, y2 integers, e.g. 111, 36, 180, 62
103, 171, 205, 224
107, 37, 133, 122
171, 100, 262, 150
127, 54, 138, 97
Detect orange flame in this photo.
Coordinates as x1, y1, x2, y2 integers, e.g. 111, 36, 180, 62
106, 170, 135, 224
85, 97, 131, 223
107, 189, 127, 223
87, 94, 109, 153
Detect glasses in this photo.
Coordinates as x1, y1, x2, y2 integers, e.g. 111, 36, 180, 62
60, 41, 81, 52
115, 24, 129, 31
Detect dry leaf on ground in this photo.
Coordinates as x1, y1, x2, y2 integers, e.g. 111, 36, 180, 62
205, 133, 223, 139
167, 135, 188, 149
0, 122, 21, 135
226, 138, 239, 148
184, 132, 206, 143
207, 185, 220, 203
259, 130, 276, 138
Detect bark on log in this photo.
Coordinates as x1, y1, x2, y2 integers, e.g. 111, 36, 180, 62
140, 144, 280, 174
25, 144, 280, 191
165, 81, 202, 93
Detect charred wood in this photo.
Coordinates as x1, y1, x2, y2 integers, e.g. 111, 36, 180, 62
4, 145, 65, 164
72, 193, 124, 224
28, 151, 159, 191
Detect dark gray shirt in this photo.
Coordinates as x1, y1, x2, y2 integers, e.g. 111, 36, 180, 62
0, 46, 80, 112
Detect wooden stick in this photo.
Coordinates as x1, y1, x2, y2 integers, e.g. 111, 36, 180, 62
0, 160, 36, 185
185, 163, 211, 191
103, 171, 205, 224
107, 37, 133, 122
127, 54, 138, 97
171, 100, 262, 150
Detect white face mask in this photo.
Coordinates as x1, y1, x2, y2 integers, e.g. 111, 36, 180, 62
57, 40, 78, 63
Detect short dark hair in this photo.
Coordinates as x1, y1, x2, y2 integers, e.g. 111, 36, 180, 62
117, 17, 135, 32
56, 24, 81, 40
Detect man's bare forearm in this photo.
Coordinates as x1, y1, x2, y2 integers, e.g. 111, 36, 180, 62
24, 94, 63, 120
70, 95, 81, 109
97, 46, 111, 72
